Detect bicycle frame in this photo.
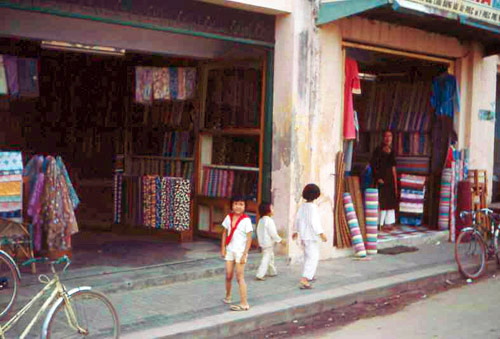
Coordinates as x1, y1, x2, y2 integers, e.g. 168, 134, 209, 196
0, 270, 84, 339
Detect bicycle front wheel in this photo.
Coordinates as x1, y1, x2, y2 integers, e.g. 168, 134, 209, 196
0, 252, 19, 319
44, 290, 120, 339
455, 229, 486, 279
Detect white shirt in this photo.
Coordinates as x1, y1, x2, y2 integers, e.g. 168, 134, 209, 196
222, 214, 253, 253
293, 202, 324, 241
256, 216, 282, 249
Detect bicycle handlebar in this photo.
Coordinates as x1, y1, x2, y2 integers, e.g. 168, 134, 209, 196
459, 208, 496, 221
21, 255, 71, 268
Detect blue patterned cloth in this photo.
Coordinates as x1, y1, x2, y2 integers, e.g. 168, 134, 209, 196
0, 152, 22, 172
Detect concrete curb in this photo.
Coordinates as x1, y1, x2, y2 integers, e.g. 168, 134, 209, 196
122, 264, 467, 339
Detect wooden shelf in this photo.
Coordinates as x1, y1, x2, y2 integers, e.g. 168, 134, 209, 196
127, 155, 194, 161
201, 128, 260, 136
203, 164, 259, 172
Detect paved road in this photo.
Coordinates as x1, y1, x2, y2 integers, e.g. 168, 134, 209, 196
308, 276, 500, 339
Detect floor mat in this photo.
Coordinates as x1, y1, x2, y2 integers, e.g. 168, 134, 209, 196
378, 225, 437, 242
378, 245, 419, 255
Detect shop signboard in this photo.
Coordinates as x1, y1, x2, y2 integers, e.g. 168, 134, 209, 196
406, 0, 500, 26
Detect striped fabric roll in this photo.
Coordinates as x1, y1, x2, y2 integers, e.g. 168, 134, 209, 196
343, 193, 367, 257
438, 169, 453, 230
364, 188, 379, 255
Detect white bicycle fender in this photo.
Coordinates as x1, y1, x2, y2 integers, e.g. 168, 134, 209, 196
40, 286, 92, 339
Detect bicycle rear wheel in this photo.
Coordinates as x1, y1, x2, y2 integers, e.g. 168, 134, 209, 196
0, 252, 19, 319
455, 229, 486, 279
44, 290, 120, 339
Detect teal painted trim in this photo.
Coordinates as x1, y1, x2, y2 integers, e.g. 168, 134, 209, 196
0, 1, 275, 48
316, 0, 390, 26
261, 50, 274, 204
459, 16, 500, 34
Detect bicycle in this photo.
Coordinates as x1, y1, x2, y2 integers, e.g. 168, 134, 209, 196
455, 208, 500, 279
0, 252, 120, 338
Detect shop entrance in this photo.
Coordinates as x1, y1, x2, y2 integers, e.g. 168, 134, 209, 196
343, 43, 462, 243
0, 34, 271, 269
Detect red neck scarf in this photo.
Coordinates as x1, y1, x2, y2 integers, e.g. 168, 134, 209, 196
225, 213, 248, 246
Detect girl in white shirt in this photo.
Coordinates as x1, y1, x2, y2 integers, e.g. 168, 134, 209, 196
220, 196, 253, 311
292, 184, 327, 289
256, 203, 285, 281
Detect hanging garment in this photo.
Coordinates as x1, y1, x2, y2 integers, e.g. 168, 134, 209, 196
153, 68, 169, 100
17, 58, 39, 97
431, 73, 460, 118
343, 58, 361, 140
3, 55, 18, 97
0, 56, 7, 95
135, 67, 153, 104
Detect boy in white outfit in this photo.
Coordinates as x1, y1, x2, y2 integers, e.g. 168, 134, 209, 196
292, 183, 327, 289
256, 203, 285, 281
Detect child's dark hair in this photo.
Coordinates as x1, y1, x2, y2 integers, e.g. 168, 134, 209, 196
230, 195, 247, 209
258, 202, 272, 216
302, 183, 320, 202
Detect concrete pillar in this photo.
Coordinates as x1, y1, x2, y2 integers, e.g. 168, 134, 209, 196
272, 0, 337, 261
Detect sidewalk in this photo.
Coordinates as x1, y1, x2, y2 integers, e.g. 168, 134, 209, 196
9, 231, 462, 338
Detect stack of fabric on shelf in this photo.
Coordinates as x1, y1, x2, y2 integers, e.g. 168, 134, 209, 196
24, 155, 79, 252
0, 152, 23, 222
204, 68, 260, 129
201, 167, 258, 201
162, 131, 192, 158
114, 174, 191, 231
396, 156, 430, 175
123, 156, 194, 182
394, 133, 431, 156
399, 174, 426, 226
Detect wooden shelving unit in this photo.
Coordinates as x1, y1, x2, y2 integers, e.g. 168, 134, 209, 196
194, 60, 266, 241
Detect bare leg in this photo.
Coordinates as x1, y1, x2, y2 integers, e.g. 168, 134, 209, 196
235, 262, 249, 307
225, 261, 235, 300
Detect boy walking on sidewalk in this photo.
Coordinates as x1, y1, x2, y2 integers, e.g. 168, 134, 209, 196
255, 203, 285, 280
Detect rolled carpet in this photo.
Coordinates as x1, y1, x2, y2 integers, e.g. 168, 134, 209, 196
438, 169, 453, 230
343, 193, 367, 257
364, 188, 379, 255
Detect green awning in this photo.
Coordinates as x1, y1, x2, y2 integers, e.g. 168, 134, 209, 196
317, 0, 500, 56
317, 0, 390, 26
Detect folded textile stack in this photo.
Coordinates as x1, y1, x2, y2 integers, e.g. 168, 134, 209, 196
396, 156, 430, 175
399, 174, 427, 226
0, 152, 23, 223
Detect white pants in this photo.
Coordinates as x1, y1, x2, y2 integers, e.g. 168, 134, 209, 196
256, 247, 277, 279
379, 209, 396, 226
302, 240, 320, 280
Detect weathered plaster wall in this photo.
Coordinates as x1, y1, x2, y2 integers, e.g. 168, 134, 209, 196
464, 44, 498, 201
272, 0, 337, 261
